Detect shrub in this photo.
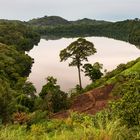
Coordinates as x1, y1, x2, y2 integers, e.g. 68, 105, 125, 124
110, 76, 140, 127
30, 124, 46, 135
12, 112, 30, 124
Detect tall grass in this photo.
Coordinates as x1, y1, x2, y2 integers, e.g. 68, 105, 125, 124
0, 113, 139, 140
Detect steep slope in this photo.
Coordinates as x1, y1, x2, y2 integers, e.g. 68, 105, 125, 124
52, 58, 140, 119
0, 20, 40, 51
52, 84, 114, 119
71, 84, 114, 114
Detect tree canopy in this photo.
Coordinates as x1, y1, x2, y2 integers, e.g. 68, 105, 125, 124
60, 38, 96, 89
39, 76, 68, 113
83, 62, 103, 82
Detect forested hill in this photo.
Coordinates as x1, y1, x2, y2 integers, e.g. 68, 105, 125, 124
28, 16, 140, 47
0, 20, 40, 51
0, 19, 41, 122
0, 16, 140, 139
29, 16, 70, 26
71, 18, 111, 25
28, 16, 110, 26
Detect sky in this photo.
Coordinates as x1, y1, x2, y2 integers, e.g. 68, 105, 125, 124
0, 0, 139, 21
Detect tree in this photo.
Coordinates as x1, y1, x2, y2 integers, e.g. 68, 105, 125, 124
60, 38, 96, 89
0, 79, 16, 123
39, 76, 59, 99
83, 62, 103, 82
39, 76, 68, 112
22, 81, 36, 99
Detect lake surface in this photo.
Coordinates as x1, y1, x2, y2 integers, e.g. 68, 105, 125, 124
28, 37, 140, 93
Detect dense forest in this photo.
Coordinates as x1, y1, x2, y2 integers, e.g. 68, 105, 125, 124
0, 20, 40, 122
0, 17, 140, 139
0, 20, 40, 51
28, 16, 140, 47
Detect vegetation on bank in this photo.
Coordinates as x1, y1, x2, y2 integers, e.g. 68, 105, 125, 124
29, 16, 140, 47
0, 111, 140, 140
0, 20, 40, 123
84, 57, 140, 91
0, 20, 40, 51
0, 17, 140, 139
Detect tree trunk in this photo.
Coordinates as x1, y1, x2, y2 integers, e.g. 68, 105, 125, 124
77, 65, 82, 90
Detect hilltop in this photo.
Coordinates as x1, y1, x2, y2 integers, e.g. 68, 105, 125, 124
71, 18, 111, 25
28, 16, 140, 46
28, 16, 70, 26
28, 16, 110, 27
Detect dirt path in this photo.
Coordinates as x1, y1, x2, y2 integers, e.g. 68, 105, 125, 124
52, 84, 114, 119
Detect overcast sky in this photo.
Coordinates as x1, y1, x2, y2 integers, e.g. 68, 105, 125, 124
0, 0, 139, 21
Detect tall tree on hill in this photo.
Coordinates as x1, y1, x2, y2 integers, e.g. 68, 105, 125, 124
60, 38, 96, 89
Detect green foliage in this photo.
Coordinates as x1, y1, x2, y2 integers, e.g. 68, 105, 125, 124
0, 20, 40, 122
0, 20, 40, 51
110, 74, 140, 127
16, 94, 34, 112
83, 62, 103, 82
60, 38, 96, 89
33, 18, 140, 46
83, 59, 140, 128
0, 16, 140, 139
28, 110, 49, 124
39, 76, 59, 98
60, 38, 96, 67
39, 76, 68, 113
29, 16, 70, 26
22, 81, 36, 98
0, 79, 16, 123
0, 44, 33, 82
84, 57, 140, 92
0, 44, 37, 115
0, 112, 140, 140
29, 16, 110, 27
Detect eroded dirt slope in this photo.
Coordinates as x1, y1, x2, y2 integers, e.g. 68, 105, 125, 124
52, 84, 114, 119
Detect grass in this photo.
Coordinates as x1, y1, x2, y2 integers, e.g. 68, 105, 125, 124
122, 61, 140, 75
84, 57, 140, 92
0, 113, 139, 140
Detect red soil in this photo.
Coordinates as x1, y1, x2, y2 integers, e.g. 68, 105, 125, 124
52, 84, 114, 119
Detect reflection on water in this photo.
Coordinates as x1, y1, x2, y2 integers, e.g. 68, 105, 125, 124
28, 37, 140, 93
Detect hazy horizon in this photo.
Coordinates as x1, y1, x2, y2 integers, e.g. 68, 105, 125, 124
0, 0, 139, 22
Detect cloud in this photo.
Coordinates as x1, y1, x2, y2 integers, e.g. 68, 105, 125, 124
0, 0, 139, 21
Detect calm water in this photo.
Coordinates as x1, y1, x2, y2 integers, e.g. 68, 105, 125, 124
28, 37, 140, 93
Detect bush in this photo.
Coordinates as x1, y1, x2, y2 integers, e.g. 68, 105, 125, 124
39, 76, 69, 113
28, 110, 49, 124
110, 76, 140, 127
12, 112, 30, 124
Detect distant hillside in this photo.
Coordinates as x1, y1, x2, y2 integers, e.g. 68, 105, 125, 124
29, 16, 139, 46
28, 16, 110, 27
28, 16, 70, 26
71, 18, 111, 25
